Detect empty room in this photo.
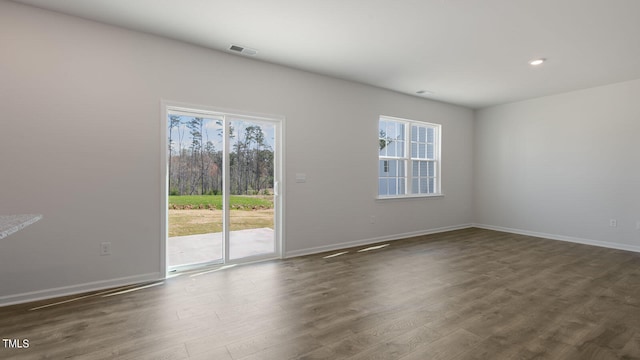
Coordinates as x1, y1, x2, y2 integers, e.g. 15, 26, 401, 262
1, 0, 639, 359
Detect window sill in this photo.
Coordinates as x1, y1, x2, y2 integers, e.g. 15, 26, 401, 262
376, 193, 444, 201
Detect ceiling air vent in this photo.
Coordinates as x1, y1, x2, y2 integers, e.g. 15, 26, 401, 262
229, 44, 258, 56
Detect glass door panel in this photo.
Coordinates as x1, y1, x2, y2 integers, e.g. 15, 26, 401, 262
167, 113, 224, 269
228, 118, 276, 260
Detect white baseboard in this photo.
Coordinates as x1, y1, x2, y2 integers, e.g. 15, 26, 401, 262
0, 272, 163, 307
285, 224, 473, 258
473, 223, 640, 253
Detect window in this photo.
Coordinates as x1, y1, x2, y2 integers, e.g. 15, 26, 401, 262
378, 116, 441, 198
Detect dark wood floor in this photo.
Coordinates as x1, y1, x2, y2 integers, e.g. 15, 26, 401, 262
1, 228, 639, 359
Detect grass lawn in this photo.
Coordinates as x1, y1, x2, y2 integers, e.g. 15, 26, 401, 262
169, 195, 272, 210
169, 209, 273, 237
168, 195, 274, 237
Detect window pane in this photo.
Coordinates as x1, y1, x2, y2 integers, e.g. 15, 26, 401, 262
388, 178, 397, 195
428, 178, 435, 193
380, 140, 388, 157
428, 161, 434, 175
379, 121, 389, 156
419, 143, 426, 158
380, 136, 389, 156
386, 122, 396, 140
397, 123, 405, 140
379, 121, 387, 133
411, 125, 417, 141
427, 127, 434, 143
427, 144, 434, 159
419, 127, 426, 142
389, 160, 397, 176
398, 160, 405, 176
419, 178, 427, 193
378, 179, 387, 196
379, 160, 386, 177
419, 161, 427, 176
399, 178, 405, 194
388, 141, 396, 156
412, 178, 419, 194
412, 161, 418, 176
411, 143, 417, 158
396, 140, 404, 157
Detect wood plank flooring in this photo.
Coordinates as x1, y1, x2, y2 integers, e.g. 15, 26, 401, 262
1, 228, 639, 359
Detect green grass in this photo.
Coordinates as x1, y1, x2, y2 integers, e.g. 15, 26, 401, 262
169, 195, 272, 210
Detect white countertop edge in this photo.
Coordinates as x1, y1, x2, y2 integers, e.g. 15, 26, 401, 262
0, 214, 43, 239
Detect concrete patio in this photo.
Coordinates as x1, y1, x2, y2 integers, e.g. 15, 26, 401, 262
168, 228, 275, 267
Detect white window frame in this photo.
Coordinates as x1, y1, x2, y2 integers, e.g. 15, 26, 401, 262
378, 115, 442, 199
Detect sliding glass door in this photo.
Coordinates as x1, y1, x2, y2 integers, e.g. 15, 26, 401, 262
165, 107, 280, 271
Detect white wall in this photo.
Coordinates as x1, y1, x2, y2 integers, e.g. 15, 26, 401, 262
0, 2, 474, 305
474, 78, 640, 251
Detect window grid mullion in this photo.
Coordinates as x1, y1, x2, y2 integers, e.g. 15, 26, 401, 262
404, 122, 411, 195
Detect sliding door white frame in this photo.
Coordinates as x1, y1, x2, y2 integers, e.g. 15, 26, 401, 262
160, 101, 285, 275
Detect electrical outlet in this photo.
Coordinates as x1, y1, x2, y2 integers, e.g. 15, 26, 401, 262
609, 219, 617, 227
100, 242, 112, 256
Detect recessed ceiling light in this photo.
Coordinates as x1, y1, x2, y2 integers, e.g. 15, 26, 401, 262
529, 58, 546, 66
